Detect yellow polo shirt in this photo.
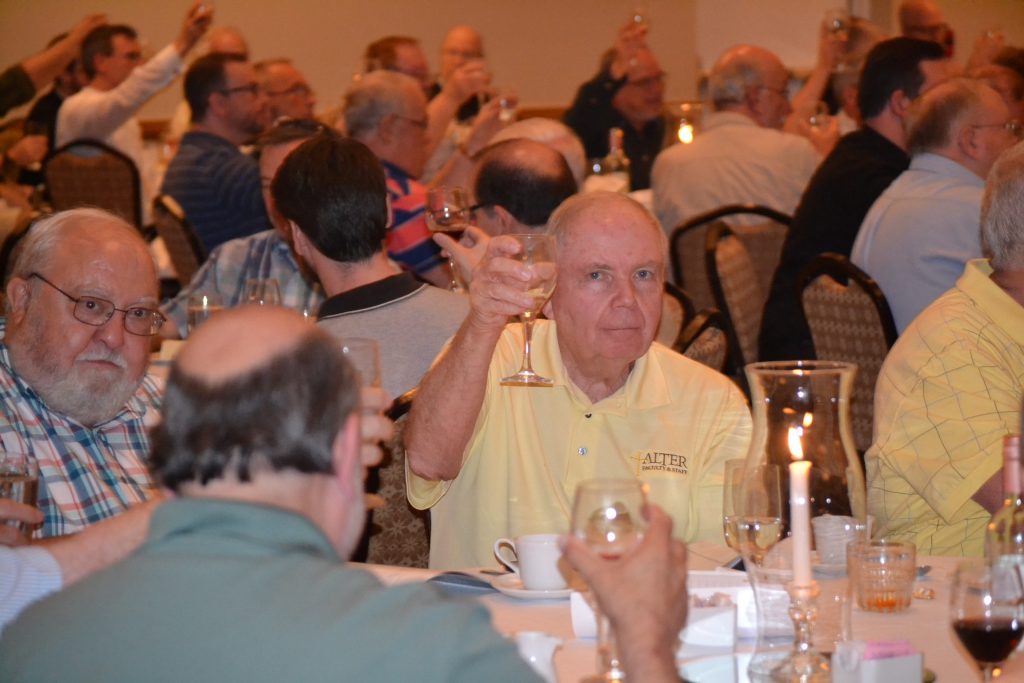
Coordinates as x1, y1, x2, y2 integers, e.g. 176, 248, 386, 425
407, 320, 752, 569
867, 260, 1024, 556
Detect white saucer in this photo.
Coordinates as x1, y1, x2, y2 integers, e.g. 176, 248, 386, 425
490, 573, 571, 600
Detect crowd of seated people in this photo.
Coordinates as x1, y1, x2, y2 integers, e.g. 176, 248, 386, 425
0, 0, 1022, 678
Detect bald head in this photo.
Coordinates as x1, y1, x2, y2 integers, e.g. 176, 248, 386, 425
709, 45, 791, 128
489, 117, 587, 186
899, 0, 946, 41
177, 306, 312, 385
152, 305, 359, 493
969, 64, 1024, 120
206, 26, 249, 58
472, 138, 577, 234
440, 25, 484, 80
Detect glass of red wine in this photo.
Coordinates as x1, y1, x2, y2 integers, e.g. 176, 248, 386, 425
425, 186, 470, 291
950, 558, 1024, 681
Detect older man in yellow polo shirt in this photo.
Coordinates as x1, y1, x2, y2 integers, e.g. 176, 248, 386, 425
405, 191, 751, 569
868, 144, 1024, 557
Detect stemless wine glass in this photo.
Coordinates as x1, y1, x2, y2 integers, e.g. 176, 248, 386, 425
571, 478, 648, 683
951, 558, 1024, 681
724, 462, 783, 564
425, 186, 470, 291
500, 233, 557, 386
244, 278, 281, 306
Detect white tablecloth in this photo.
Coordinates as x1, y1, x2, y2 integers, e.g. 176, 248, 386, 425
366, 556, 1023, 682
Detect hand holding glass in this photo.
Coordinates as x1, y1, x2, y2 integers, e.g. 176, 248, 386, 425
500, 234, 557, 386
425, 187, 470, 291
571, 478, 647, 682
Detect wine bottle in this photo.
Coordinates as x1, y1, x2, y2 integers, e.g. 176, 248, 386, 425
599, 128, 631, 193
985, 434, 1024, 562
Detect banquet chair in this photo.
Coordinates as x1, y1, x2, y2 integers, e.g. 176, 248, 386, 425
43, 139, 142, 229
365, 388, 430, 567
669, 204, 791, 312
656, 282, 695, 348
798, 253, 898, 454
706, 222, 767, 379
153, 194, 208, 285
674, 308, 729, 374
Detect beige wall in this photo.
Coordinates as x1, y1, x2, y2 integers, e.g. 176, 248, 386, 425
2, 0, 1021, 124
0, 0, 698, 121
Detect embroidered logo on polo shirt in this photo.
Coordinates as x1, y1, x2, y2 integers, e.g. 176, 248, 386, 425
631, 451, 688, 476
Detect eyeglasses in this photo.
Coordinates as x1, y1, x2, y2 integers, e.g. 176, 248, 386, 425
625, 72, 666, 89
972, 120, 1023, 139
29, 273, 165, 336
394, 114, 428, 130
219, 82, 261, 97
265, 82, 313, 98
467, 202, 494, 220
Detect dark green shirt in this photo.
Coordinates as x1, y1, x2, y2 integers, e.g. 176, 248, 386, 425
0, 499, 539, 683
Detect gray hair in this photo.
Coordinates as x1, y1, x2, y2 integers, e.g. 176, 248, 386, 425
342, 70, 419, 140
9, 208, 137, 282
980, 144, 1024, 270
906, 77, 985, 156
489, 118, 587, 187
708, 51, 766, 110
548, 191, 667, 256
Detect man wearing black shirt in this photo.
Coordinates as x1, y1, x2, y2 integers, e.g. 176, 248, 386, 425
563, 22, 666, 190
759, 37, 948, 361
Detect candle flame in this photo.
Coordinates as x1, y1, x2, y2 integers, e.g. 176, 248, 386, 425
677, 122, 694, 144
788, 426, 805, 460
802, 412, 814, 428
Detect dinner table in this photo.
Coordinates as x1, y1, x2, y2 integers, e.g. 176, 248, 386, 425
366, 553, 1024, 682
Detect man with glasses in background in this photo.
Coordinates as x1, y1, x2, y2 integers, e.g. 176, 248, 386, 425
564, 21, 667, 190
161, 53, 272, 252
0, 209, 166, 538
255, 58, 316, 122
56, 3, 212, 216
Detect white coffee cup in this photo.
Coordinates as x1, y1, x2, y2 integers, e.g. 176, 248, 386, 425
493, 534, 567, 591
812, 514, 862, 565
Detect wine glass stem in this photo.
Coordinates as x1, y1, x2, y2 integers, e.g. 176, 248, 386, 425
982, 665, 995, 682
447, 257, 460, 291
520, 315, 537, 373
596, 610, 625, 680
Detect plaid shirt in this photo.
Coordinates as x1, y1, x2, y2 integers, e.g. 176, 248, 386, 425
0, 343, 163, 538
161, 230, 324, 338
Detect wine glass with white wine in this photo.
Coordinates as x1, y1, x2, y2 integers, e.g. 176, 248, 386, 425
724, 462, 783, 566
571, 478, 648, 682
500, 233, 557, 386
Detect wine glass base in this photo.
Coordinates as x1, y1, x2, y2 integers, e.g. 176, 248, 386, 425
500, 372, 554, 387
578, 675, 624, 683
768, 652, 831, 682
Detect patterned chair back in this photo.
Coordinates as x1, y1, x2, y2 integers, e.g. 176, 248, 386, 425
674, 308, 729, 374
153, 195, 207, 285
669, 204, 791, 312
706, 223, 768, 377
656, 282, 695, 348
798, 254, 898, 453
44, 139, 142, 229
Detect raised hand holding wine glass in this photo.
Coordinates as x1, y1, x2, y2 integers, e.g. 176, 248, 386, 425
570, 478, 647, 682
425, 186, 470, 291
500, 233, 557, 386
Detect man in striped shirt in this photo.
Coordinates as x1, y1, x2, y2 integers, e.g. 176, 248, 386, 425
0, 209, 165, 537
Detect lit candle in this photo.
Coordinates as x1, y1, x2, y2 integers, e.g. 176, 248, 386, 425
788, 426, 813, 587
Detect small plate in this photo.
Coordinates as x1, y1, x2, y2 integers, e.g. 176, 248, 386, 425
490, 573, 571, 600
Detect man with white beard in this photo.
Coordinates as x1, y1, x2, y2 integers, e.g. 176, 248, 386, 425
0, 209, 164, 538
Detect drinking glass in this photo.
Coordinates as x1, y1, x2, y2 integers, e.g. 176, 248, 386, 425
341, 338, 382, 388
500, 234, 557, 386
951, 558, 1024, 681
425, 186, 470, 291
187, 293, 223, 333
723, 461, 783, 565
571, 478, 647, 682
0, 453, 39, 535
244, 278, 281, 306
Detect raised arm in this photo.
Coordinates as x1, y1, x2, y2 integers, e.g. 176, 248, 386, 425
404, 235, 534, 481
424, 58, 489, 158
19, 14, 106, 92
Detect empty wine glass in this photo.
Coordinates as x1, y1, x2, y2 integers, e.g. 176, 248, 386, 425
425, 187, 470, 291
950, 558, 1024, 681
244, 278, 281, 306
723, 462, 783, 565
571, 478, 648, 682
500, 233, 557, 386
